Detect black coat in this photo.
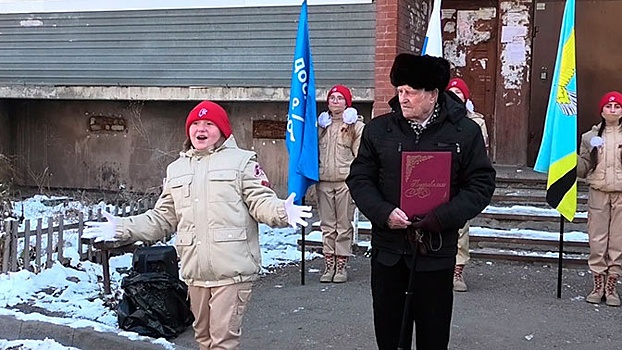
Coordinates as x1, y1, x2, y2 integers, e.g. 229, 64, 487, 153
346, 92, 496, 270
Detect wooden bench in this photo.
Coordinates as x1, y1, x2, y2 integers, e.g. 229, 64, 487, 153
81, 237, 141, 294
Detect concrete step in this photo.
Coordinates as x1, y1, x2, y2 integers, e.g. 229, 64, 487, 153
308, 165, 593, 264
469, 227, 588, 265
495, 175, 590, 193
303, 226, 589, 249
300, 226, 589, 265
473, 208, 587, 232
313, 205, 588, 236
470, 247, 587, 265
298, 239, 587, 265
492, 186, 588, 209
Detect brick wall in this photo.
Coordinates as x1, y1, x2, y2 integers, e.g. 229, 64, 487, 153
374, 0, 430, 116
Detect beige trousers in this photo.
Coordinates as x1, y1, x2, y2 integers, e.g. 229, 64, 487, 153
188, 282, 253, 350
456, 221, 470, 266
587, 189, 622, 275
316, 181, 354, 256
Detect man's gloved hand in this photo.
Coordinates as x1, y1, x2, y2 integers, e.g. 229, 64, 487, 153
411, 212, 442, 233
284, 193, 313, 228
83, 211, 118, 242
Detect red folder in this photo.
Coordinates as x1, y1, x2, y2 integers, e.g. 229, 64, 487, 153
400, 151, 452, 219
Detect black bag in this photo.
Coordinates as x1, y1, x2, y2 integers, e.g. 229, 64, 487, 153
132, 246, 179, 278
117, 271, 194, 338
117, 246, 194, 339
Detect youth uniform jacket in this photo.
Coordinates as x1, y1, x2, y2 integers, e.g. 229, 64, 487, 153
468, 110, 489, 151
114, 136, 289, 287
346, 92, 496, 271
577, 123, 622, 192
318, 115, 365, 182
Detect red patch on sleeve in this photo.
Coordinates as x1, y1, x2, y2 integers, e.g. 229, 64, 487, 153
254, 164, 266, 178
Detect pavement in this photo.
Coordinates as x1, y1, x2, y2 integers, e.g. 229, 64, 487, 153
2, 254, 622, 350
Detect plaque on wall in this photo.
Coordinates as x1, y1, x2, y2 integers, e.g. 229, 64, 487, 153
252, 120, 287, 139
88, 116, 127, 132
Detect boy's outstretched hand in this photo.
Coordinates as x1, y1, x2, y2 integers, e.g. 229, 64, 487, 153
83, 211, 118, 242
284, 193, 312, 228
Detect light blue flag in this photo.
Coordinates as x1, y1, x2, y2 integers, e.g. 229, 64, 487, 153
533, 0, 577, 221
286, 0, 319, 205
422, 0, 443, 57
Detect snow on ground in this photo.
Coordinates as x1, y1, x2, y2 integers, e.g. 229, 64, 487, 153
483, 204, 588, 218
0, 223, 319, 326
471, 226, 587, 243
10, 195, 110, 230
0, 195, 321, 348
0, 194, 588, 347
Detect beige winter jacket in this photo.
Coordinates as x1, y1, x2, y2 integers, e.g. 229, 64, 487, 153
115, 136, 289, 287
318, 115, 364, 182
468, 111, 489, 150
578, 123, 622, 192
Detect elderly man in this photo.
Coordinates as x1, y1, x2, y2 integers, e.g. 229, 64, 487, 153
346, 54, 495, 350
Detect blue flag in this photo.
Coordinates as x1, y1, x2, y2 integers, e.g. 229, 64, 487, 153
422, 0, 443, 57
286, 0, 319, 205
533, 0, 577, 222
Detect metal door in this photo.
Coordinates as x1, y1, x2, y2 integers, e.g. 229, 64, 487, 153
528, 1, 564, 166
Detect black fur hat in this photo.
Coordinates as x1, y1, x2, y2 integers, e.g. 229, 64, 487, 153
390, 53, 450, 92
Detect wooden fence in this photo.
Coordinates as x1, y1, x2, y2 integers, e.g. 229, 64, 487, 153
0, 197, 157, 274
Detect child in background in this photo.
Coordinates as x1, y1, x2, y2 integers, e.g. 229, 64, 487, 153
446, 77, 490, 292
578, 91, 622, 307
316, 85, 365, 283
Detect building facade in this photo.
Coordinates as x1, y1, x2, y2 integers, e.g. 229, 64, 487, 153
1, 0, 621, 196
0, 0, 376, 197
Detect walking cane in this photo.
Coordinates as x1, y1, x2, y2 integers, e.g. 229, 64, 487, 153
397, 226, 424, 350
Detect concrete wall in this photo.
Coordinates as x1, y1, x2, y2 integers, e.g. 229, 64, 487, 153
9, 100, 372, 198
11, 99, 185, 192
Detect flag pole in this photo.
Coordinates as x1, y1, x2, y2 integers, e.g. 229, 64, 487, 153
532, 0, 577, 299
421, 0, 443, 57
286, 0, 318, 287
557, 215, 565, 298
301, 196, 306, 285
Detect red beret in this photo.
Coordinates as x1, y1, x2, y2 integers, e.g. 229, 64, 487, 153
446, 78, 471, 101
185, 101, 232, 139
327, 85, 352, 107
598, 91, 622, 113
